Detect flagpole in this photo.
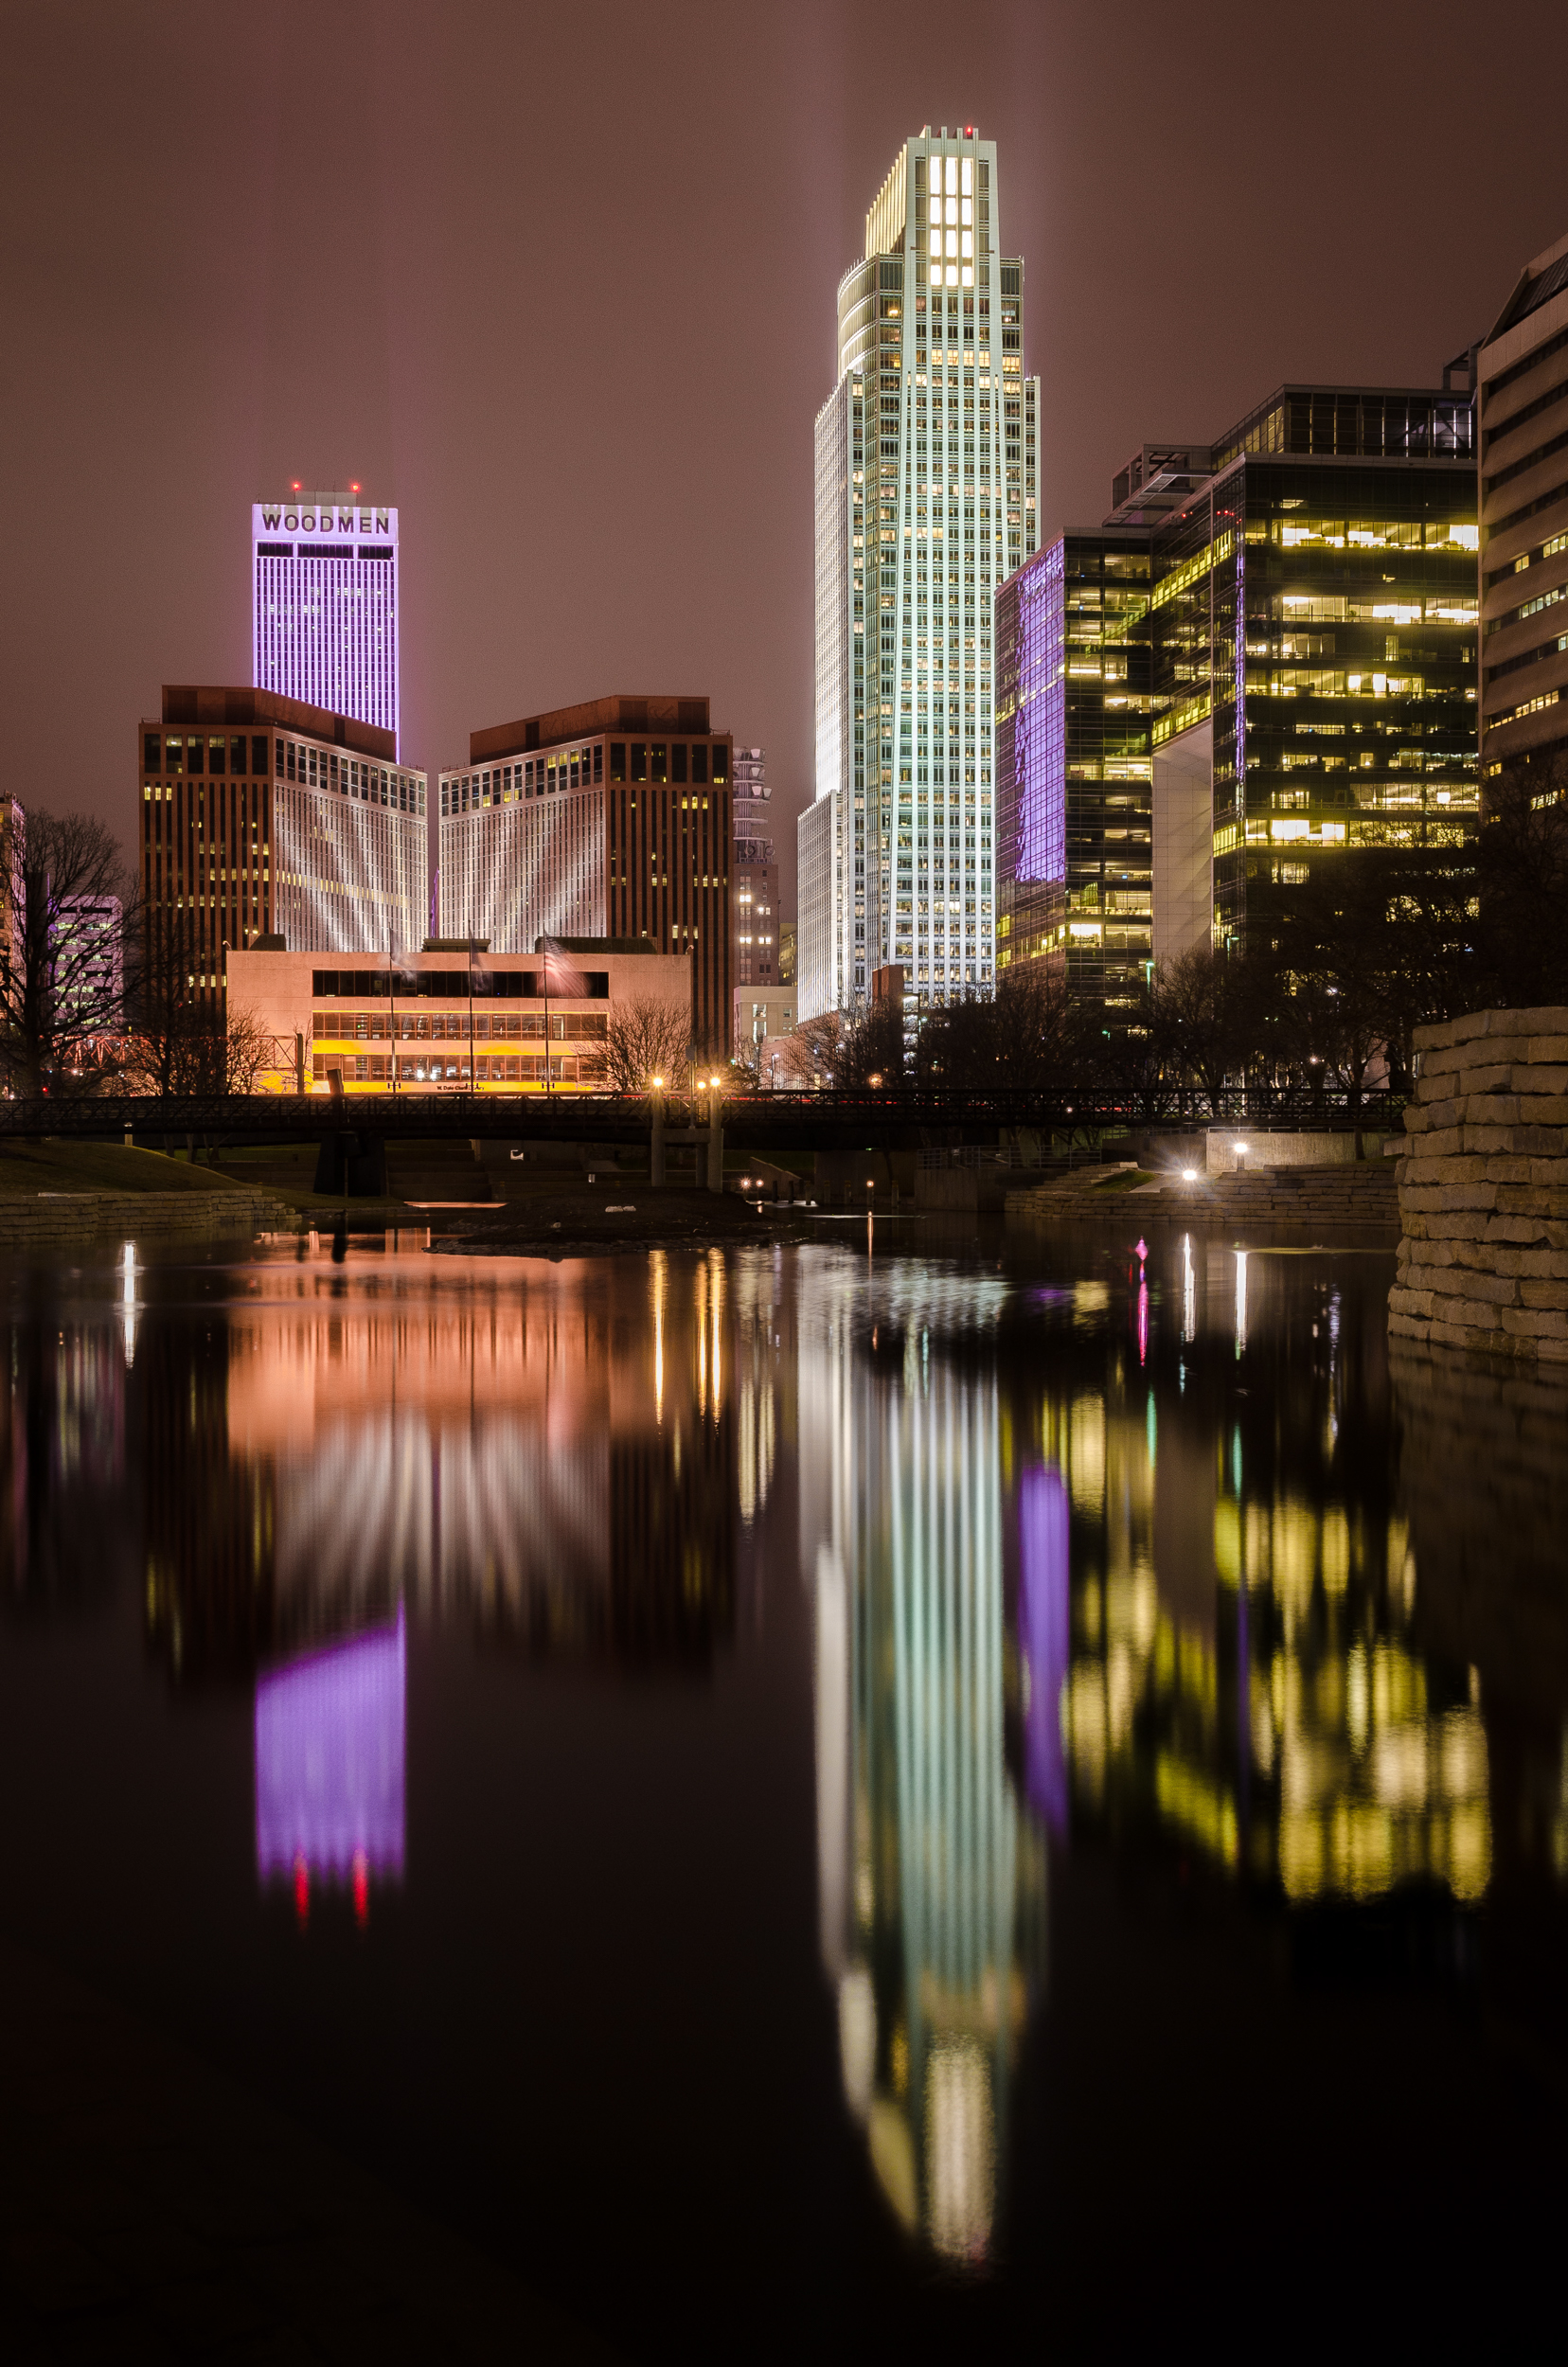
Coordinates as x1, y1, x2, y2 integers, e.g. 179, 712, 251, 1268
468, 935, 476, 1099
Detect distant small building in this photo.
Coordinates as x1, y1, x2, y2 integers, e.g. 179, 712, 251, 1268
0, 794, 24, 983
738, 986, 796, 1071
225, 938, 691, 1096
731, 745, 780, 1051
52, 893, 123, 1065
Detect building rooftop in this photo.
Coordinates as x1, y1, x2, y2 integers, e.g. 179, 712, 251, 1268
157, 685, 397, 763
1487, 226, 1568, 342
535, 936, 662, 956
469, 696, 716, 767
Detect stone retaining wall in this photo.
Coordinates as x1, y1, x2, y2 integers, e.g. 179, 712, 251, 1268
1007, 1163, 1398, 1229
1198, 1129, 1391, 1177
0, 1189, 294, 1248
1388, 1005, 1568, 1362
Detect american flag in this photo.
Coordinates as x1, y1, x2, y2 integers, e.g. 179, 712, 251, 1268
540, 936, 587, 1000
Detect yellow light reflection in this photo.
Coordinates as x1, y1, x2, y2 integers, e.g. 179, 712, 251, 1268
650, 1249, 667, 1424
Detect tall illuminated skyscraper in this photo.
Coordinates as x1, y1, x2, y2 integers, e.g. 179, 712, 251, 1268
798, 125, 1040, 1021
252, 491, 401, 756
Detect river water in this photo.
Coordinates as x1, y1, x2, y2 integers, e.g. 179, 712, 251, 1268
2, 1223, 1565, 2344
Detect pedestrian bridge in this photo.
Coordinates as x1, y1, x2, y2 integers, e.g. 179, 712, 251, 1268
0, 1085, 1400, 1155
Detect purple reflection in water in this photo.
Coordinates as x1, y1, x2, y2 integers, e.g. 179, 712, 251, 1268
255, 1609, 405, 1881
1019, 1468, 1070, 1837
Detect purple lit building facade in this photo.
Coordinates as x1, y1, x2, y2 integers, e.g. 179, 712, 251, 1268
252, 496, 401, 758
995, 525, 1150, 1001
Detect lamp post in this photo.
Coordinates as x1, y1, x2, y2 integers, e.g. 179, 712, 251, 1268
650, 1075, 666, 1187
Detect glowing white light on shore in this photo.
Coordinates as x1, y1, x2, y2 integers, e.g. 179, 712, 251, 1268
121, 1241, 137, 1366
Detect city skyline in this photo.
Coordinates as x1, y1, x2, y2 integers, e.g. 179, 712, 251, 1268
3, 2, 1565, 922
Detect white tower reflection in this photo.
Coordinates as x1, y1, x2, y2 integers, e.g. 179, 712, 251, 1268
805, 1265, 1045, 2263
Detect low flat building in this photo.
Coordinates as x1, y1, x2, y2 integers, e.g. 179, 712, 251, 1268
140, 686, 427, 1003
225, 937, 690, 1096
436, 693, 733, 1057
738, 985, 796, 1068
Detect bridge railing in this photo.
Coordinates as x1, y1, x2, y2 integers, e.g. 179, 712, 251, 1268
0, 1083, 1407, 1140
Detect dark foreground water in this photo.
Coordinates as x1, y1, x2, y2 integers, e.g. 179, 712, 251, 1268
2, 1220, 1566, 2346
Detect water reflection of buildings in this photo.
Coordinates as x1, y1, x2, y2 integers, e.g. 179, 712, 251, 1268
255, 1611, 406, 1921
141, 1256, 745, 1682
1027, 1242, 1492, 1905
806, 1265, 1047, 2265
0, 1307, 128, 1607
1393, 1342, 1568, 1890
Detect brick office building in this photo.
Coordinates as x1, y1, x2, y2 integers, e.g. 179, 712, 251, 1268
437, 694, 733, 1057
138, 685, 427, 1002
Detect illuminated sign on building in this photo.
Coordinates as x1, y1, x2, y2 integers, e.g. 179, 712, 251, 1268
251, 494, 401, 753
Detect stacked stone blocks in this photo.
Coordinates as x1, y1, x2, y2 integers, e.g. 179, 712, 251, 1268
1389, 1006, 1568, 1362
0, 1188, 294, 1247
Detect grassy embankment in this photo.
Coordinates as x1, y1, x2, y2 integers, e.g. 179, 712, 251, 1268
0, 1141, 250, 1196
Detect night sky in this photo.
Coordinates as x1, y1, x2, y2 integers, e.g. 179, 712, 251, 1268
3, 0, 1563, 912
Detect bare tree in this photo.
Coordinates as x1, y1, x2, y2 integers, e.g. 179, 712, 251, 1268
913, 960, 1076, 1091
781, 1011, 843, 1087
991, 957, 1076, 1089
0, 809, 140, 1095
1156, 943, 1242, 1111
223, 1006, 286, 1094
122, 909, 213, 1095
597, 994, 692, 1095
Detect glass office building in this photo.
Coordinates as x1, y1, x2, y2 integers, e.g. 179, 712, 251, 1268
996, 381, 1478, 1005
995, 529, 1153, 1000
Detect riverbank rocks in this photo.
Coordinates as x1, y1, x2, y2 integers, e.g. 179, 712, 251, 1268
1389, 1006, 1568, 1363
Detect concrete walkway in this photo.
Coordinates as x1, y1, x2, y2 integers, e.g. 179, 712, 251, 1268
0, 1935, 612, 2363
